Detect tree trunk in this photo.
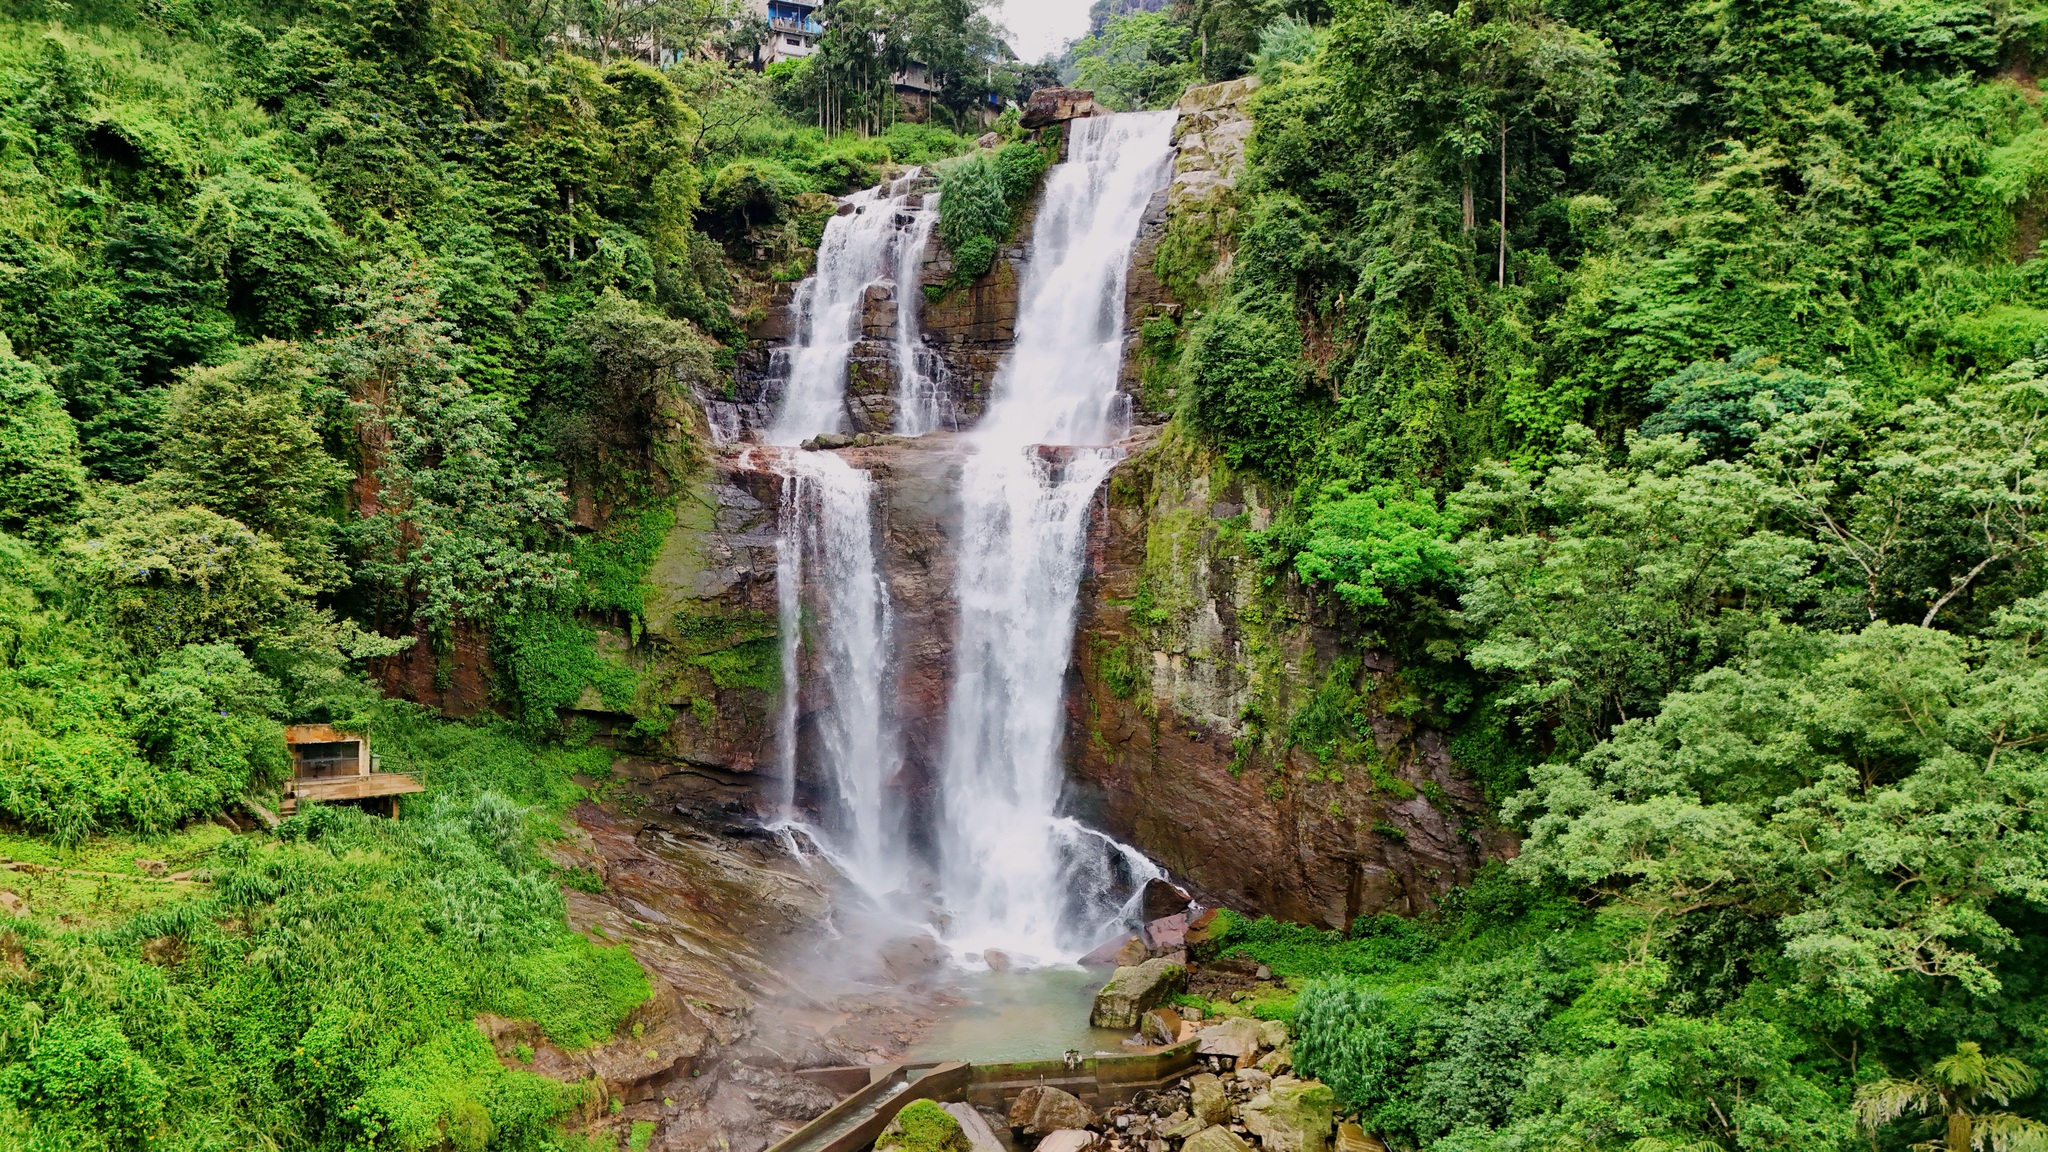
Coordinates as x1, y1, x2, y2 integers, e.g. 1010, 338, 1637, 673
1463, 179, 1474, 232
1949, 1110, 1971, 1152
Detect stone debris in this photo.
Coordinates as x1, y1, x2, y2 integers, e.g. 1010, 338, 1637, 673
943, 1103, 1007, 1152
1335, 1122, 1386, 1152
1038, 1130, 1104, 1152
1240, 1077, 1337, 1152
1189, 1073, 1230, 1125
1009, 1085, 1096, 1134
1182, 1125, 1256, 1152
1141, 1007, 1183, 1046
1194, 1017, 1262, 1067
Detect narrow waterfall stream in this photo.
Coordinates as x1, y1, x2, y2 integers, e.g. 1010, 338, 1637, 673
933, 112, 1180, 965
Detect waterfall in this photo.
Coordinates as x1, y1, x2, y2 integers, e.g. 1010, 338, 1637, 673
772, 451, 902, 892
892, 190, 949, 436
934, 112, 1179, 964
768, 169, 939, 447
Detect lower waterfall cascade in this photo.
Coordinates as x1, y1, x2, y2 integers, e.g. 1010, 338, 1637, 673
762, 111, 1182, 966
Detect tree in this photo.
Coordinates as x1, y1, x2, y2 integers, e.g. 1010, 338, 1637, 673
0, 337, 85, 538
1855, 1043, 2048, 1152
1291, 483, 1460, 609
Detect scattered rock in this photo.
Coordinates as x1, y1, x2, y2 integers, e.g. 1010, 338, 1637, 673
1116, 936, 1150, 967
1008, 1085, 1094, 1134
1036, 1130, 1101, 1152
943, 1102, 1007, 1152
1079, 933, 1140, 967
1257, 1020, 1289, 1049
1090, 958, 1187, 1029
1336, 1122, 1387, 1152
135, 859, 167, 877
879, 934, 947, 982
976, 131, 1003, 149
1254, 966, 1271, 981
1141, 878, 1191, 920
1189, 1073, 1229, 1125
1237, 1069, 1272, 1092
1194, 1018, 1262, 1066
802, 432, 856, 451
1254, 1047, 1292, 1075
881, 1099, 973, 1152
983, 949, 1013, 971
1183, 1125, 1255, 1152
1160, 1112, 1206, 1140
1141, 1006, 1182, 1046
1144, 913, 1189, 951
1184, 907, 1223, 946
0, 891, 24, 917
1241, 1078, 1337, 1152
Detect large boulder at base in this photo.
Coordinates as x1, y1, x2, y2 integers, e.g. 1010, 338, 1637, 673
1021, 87, 1099, 128
1078, 932, 1139, 966
1241, 1078, 1337, 1152
943, 1104, 1006, 1152
1194, 1017, 1263, 1066
880, 1100, 973, 1152
1188, 1073, 1229, 1125
1184, 1125, 1255, 1152
1144, 913, 1189, 951
1036, 1131, 1101, 1152
1008, 1085, 1095, 1134
1141, 1006, 1183, 1046
1090, 958, 1186, 1029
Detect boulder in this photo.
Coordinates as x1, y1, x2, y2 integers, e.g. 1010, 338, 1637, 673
1079, 933, 1139, 966
1184, 908, 1222, 946
1237, 1069, 1272, 1092
1188, 1073, 1229, 1125
1254, 1047, 1292, 1076
1141, 1006, 1182, 1046
1008, 1085, 1094, 1134
1144, 913, 1189, 951
1141, 877, 1191, 920
1241, 1078, 1337, 1152
880, 1099, 973, 1152
1258, 1020, 1289, 1050
1160, 1111, 1205, 1140
984, 949, 1013, 971
880, 934, 947, 982
943, 1104, 1007, 1152
976, 131, 1004, 149
1020, 87, 1099, 129
1090, 958, 1186, 1029
1036, 1131, 1100, 1152
1194, 1018, 1262, 1066
1335, 1123, 1387, 1152
1116, 937, 1151, 966
1183, 1126, 1255, 1152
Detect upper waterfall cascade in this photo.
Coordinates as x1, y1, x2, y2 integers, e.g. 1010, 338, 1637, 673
933, 112, 1180, 964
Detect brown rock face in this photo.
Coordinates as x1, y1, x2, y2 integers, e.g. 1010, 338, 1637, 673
1021, 86, 1108, 128
1062, 432, 1514, 929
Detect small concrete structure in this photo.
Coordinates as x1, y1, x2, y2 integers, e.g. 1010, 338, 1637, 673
281, 724, 423, 816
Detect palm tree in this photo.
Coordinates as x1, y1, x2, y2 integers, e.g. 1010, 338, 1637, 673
1855, 1042, 2048, 1152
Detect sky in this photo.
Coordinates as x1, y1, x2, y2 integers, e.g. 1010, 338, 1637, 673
995, 0, 1093, 62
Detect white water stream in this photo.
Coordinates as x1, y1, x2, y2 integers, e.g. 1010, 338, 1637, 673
933, 112, 1180, 964
763, 115, 1180, 969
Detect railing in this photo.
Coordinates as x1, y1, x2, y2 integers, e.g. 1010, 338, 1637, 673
770, 16, 824, 35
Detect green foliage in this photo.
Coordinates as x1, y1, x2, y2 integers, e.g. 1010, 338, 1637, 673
0, 337, 86, 538
935, 140, 1051, 286
1182, 295, 1311, 475
879, 1099, 972, 1152
1069, 11, 1200, 111
1291, 484, 1459, 609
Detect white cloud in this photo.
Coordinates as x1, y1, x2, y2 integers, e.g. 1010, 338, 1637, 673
994, 0, 1093, 62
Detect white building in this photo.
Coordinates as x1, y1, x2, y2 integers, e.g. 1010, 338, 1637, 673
753, 0, 823, 64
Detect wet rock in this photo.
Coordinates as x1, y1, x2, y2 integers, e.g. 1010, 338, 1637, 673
1194, 1018, 1262, 1067
1336, 1122, 1387, 1152
1036, 1131, 1101, 1152
1183, 1126, 1254, 1152
983, 949, 1013, 971
938, 1104, 1000, 1152
1090, 958, 1186, 1029
1141, 878, 1191, 920
725, 1061, 841, 1122
880, 934, 947, 982
803, 432, 856, 450
1141, 1006, 1182, 1046
1079, 934, 1137, 966
1115, 937, 1150, 967
1009, 1085, 1094, 1134
1241, 1078, 1336, 1152
1257, 1020, 1289, 1050
1144, 913, 1188, 951
1189, 1073, 1229, 1125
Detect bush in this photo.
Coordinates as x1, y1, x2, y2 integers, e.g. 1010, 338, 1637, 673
1182, 298, 1311, 474
700, 160, 810, 240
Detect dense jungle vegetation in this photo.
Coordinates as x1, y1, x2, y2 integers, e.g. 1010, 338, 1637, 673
1084, 0, 2048, 1148
0, 0, 1012, 1148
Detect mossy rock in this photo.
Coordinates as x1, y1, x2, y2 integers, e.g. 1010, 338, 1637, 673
879, 1099, 972, 1152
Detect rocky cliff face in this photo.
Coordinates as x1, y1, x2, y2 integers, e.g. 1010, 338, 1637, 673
1061, 79, 1514, 929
